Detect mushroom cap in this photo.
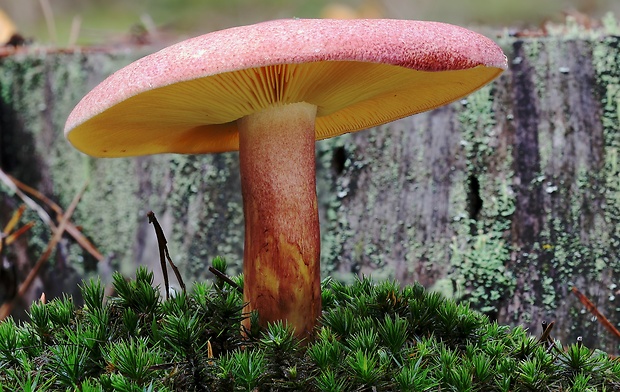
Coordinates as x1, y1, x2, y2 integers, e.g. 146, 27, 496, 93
65, 18, 507, 157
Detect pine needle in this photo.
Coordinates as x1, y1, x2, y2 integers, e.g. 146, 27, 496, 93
571, 286, 620, 339
2, 170, 104, 261
0, 181, 88, 320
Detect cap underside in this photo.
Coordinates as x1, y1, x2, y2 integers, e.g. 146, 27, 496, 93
67, 60, 503, 157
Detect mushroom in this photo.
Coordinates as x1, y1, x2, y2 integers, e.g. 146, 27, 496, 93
64, 18, 507, 338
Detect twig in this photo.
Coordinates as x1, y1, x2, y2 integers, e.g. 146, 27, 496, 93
147, 211, 186, 299
2, 205, 26, 235
208, 266, 242, 294
0, 205, 34, 253
0, 169, 56, 230
6, 175, 60, 215
0, 182, 88, 320
4, 222, 35, 247
571, 286, 620, 339
538, 320, 555, 344
3, 171, 104, 261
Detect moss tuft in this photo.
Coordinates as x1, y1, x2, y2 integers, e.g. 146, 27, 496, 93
1, 261, 619, 391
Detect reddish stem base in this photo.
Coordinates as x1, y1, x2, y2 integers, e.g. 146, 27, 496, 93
238, 102, 321, 338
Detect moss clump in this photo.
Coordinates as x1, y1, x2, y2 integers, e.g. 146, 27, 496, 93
1, 262, 619, 391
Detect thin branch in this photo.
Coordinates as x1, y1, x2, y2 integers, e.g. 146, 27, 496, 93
6, 175, 60, 215
4, 222, 35, 246
147, 211, 185, 299
0, 182, 88, 320
208, 266, 242, 294
0, 169, 56, 230
3, 171, 104, 261
538, 320, 555, 344
571, 286, 620, 339
1, 205, 34, 253
2, 205, 26, 235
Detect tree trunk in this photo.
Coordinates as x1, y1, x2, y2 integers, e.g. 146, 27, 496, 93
1, 30, 620, 351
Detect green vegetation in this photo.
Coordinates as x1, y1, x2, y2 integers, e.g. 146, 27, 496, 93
1, 261, 620, 391
7, 0, 620, 46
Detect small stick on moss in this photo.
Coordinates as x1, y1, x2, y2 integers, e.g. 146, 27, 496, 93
539, 320, 562, 355
571, 286, 620, 339
539, 320, 555, 344
208, 266, 242, 294
147, 211, 185, 299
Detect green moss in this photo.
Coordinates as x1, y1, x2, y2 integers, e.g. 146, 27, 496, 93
2, 264, 619, 391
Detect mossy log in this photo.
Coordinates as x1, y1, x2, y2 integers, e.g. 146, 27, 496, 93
1, 28, 620, 350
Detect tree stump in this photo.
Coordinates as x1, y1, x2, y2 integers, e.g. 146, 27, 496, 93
1, 24, 620, 350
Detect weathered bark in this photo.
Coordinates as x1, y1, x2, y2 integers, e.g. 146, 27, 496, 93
1, 31, 620, 351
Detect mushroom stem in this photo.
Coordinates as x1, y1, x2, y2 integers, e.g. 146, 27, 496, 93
238, 102, 321, 338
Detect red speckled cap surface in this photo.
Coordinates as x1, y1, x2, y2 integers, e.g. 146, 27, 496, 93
65, 18, 507, 157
